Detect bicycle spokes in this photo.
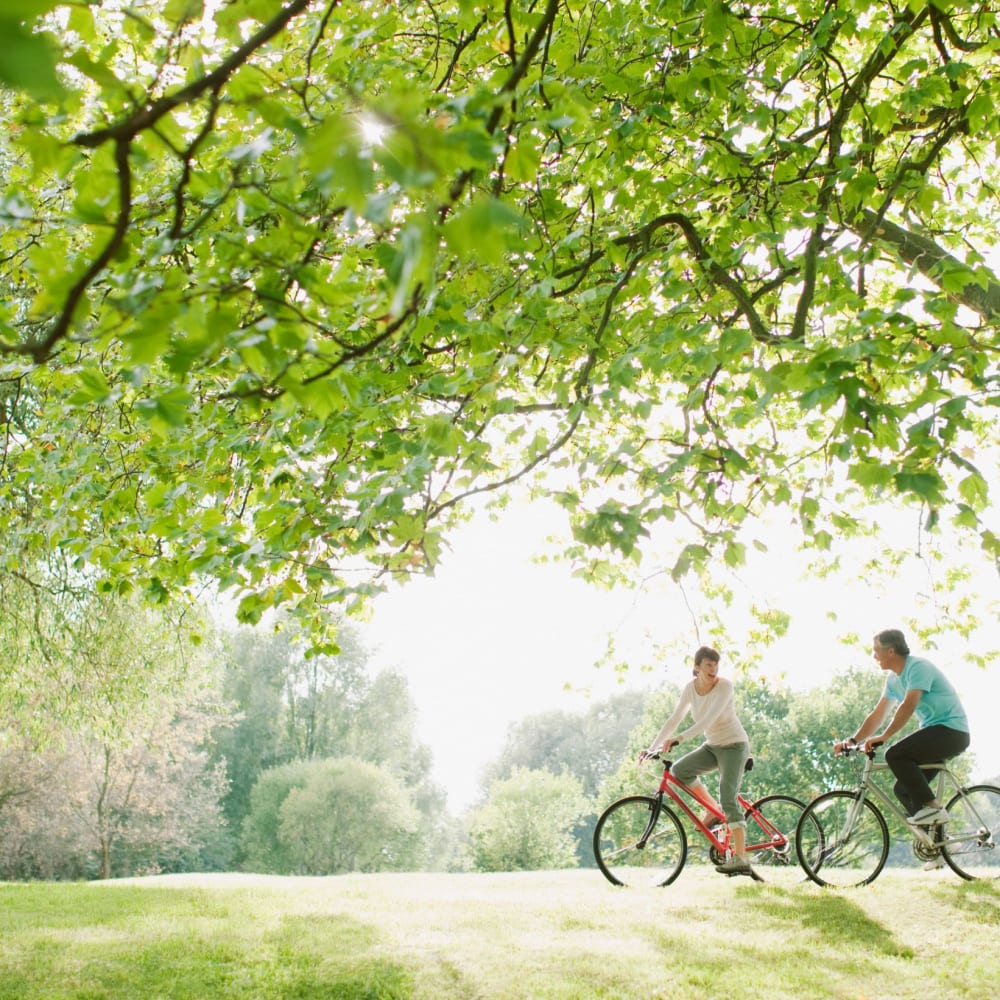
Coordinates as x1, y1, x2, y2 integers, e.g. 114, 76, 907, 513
941, 785, 1000, 881
796, 791, 890, 888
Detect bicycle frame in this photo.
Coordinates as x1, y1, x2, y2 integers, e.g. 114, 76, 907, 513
650, 759, 790, 857
843, 751, 989, 851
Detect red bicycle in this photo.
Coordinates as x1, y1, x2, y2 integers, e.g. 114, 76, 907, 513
593, 752, 813, 886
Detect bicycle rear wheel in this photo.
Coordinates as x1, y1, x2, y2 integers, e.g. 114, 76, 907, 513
593, 795, 687, 887
796, 790, 890, 888
941, 784, 1000, 881
745, 794, 812, 886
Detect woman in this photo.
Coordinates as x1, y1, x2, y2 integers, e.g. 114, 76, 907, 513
642, 645, 754, 876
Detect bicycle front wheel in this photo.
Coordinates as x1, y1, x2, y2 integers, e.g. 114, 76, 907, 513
941, 784, 1000, 881
593, 795, 687, 887
745, 794, 812, 886
796, 790, 890, 888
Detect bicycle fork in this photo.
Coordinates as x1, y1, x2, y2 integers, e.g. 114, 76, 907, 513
842, 790, 867, 843
635, 795, 664, 849
820, 789, 869, 864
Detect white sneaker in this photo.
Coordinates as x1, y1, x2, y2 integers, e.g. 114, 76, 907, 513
923, 857, 945, 871
907, 806, 949, 826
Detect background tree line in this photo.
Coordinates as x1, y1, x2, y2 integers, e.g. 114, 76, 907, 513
0, 583, 457, 879
4, 584, 994, 880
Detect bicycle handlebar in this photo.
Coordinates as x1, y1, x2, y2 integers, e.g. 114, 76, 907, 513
836, 741, 878, 760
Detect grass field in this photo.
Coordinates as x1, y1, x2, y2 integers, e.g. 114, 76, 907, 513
1, 865, 997, 999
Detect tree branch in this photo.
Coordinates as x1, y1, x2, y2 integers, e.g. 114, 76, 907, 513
853, 209, 1000, 322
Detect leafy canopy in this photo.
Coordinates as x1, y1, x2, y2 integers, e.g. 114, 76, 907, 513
2, 0, 999, 637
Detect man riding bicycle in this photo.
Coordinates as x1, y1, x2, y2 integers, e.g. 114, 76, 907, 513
834, 629, 971, 828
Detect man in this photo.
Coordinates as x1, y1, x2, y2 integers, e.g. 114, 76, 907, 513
835, 629, 970, 826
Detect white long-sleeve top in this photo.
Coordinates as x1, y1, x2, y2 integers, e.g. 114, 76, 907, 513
650, 677, 748, 748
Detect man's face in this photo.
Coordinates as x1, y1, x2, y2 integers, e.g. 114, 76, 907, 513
872, 644, 894, 671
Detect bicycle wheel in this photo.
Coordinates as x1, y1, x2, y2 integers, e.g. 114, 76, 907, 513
941, 784, 1000, 881
593, 795, 687, 887
745, 794, 813, 886
795, 790, 890, 888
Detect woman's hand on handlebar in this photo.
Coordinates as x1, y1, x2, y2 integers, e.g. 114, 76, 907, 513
639, 738, 677, 763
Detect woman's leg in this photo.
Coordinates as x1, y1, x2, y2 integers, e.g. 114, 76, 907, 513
672, 744, 721, 817
714, 742, 751, 860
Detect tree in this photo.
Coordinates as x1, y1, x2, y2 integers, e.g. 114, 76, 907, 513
467, 767, 592, 872
0, 736, 88, 880
0, 593, 231, 879
475, 690, 647, 866
210, 620, 448, 865
66, 701, 230, 879
209, 627, 290, 835
2, 1, 999, 644
481, 689, 648, 801
279, 758, 423, 874
240, 756, 425, 874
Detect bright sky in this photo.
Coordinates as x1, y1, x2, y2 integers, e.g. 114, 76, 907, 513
363, 498, 1000, 814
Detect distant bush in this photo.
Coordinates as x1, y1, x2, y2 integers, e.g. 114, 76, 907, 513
241, 757, 423, 874
467, 767, 592, 871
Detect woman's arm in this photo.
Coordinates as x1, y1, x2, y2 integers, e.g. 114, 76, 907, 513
675, 680, 734, 742
648, 687, 693, 751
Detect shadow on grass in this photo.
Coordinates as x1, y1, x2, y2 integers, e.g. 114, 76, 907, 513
0, 886, 412, 1000
741, 886, 912, 958
931, 878, 1000, 926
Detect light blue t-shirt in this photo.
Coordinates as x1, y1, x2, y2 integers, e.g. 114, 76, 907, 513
883, 655, 969, 732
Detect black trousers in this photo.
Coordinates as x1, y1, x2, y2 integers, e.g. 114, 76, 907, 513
885, 725, 971, 815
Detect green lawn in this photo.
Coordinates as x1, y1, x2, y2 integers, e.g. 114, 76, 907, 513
1, 867, 997, 999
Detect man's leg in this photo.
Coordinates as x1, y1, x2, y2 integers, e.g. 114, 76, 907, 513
885, 726, 970, 816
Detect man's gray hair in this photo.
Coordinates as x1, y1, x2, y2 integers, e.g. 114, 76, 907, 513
874, 629, 910, 656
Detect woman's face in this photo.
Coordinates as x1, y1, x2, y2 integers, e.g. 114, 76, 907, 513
694, 657, 719, 679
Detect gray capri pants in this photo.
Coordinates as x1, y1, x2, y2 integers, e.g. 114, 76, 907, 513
672, 741, 751, 827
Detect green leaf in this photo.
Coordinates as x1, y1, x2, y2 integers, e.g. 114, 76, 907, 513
848, 463, 894, 489
443, 197, 527, 264
67, 367, 113, 404
134, 387, 193, 434
957, 472, 989, 510
0, 23, 61, 98
894, 471, 945, 501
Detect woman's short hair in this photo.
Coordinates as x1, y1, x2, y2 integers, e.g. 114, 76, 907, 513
694, 645, 721, 665
874, 629, 910, 656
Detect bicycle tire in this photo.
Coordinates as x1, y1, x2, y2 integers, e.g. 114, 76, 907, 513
940, 784, 1000, 881
746, 794, 813, 886
593, 795, 687, 887
795, 790, 890, 887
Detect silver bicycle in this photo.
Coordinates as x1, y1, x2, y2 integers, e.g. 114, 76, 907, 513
796, 744, 1000, 887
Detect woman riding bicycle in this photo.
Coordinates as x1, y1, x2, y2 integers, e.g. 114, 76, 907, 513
641, 646, 755, 877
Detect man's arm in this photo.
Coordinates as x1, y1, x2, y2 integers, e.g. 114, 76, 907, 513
834, 697, 892, 753
866, 689, 923, 749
